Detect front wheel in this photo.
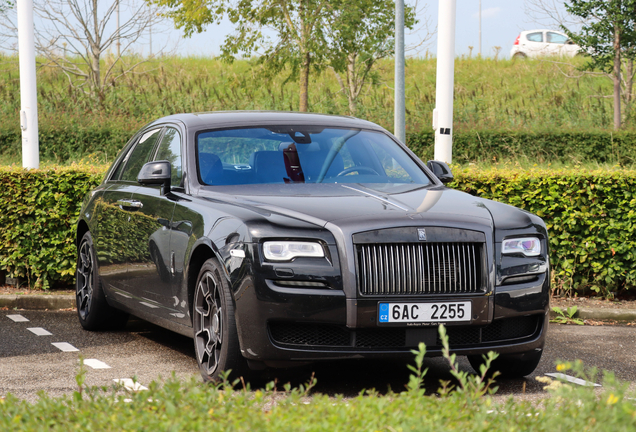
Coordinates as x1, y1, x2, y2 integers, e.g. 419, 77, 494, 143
468, 349, 543, 378
76, 231, 128, 330
193, 258, 247, 382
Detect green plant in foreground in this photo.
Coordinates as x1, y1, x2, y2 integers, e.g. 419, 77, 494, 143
437, 324, 500, 398
2, 331, 636, 431
551, 306, 585, 325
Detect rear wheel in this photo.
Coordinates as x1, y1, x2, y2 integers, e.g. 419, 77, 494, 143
468, 349, 543, 378
513, 52, 527, 60
76, 231, 128, 330
193, 258, 247, 382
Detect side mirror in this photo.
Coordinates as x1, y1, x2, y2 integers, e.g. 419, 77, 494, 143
426, 160, 454, 184
138, 160, 171, 194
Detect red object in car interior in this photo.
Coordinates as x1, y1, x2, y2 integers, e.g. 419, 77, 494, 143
514, 35, 520, 45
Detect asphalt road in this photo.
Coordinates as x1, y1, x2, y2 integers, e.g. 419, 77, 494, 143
2, 310, 635, 403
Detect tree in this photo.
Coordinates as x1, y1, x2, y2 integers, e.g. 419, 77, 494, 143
526, 0, 636, 130
155, 0, 328, 112
563, 0, 636, 130
0, 1, 13, 13
323, 0, 417, 116
1, 0, 167, 102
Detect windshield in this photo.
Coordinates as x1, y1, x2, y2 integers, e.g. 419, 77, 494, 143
196, 127, 431, 186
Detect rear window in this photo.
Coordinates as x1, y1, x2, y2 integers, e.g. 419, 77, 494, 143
196, 127, 431, 186
526, 32, 543, 42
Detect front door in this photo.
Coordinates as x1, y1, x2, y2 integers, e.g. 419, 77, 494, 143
126, 126, 185, 321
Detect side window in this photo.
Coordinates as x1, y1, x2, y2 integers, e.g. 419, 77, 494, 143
109, 146, 132, 181
155, 127, 183, 187
527, 32, 543, 43
547, 32, 568, 44
120, 128, 163, 182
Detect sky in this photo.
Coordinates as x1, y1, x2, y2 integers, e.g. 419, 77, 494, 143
1, 0, 555, 59
141, 0, 545, 59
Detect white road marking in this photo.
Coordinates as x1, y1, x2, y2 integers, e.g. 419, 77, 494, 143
51, 342, 79, 352
545, 373, 601, 387
84, 359, 111, 369
113, 378, 148, 392
7, 314, 29, 322
27, 327, 52, 336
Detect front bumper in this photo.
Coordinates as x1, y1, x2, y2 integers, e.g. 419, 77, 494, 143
232, 272, 550, 363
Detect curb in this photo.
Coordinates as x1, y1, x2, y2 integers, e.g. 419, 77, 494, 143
0, 294, 75, 310
549, 307, 636, 322
1, 294, 636, 322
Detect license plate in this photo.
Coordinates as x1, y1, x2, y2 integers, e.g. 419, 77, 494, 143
378, 301, 471, 324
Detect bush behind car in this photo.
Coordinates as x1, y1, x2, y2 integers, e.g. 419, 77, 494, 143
0, 165, 634, 295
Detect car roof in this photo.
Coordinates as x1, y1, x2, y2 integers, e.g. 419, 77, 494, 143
145, 111, 386, 132
522, 29, 566, 35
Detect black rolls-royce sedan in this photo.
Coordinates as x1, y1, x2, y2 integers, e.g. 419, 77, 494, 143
75, 112, 550, 381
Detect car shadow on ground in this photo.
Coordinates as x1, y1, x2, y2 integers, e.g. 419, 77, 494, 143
128, 317, 547, 398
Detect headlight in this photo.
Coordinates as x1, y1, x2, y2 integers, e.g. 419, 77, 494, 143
502, 237, 541, 257
263, 241, 325, 261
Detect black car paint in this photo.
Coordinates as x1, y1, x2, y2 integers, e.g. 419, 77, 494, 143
77, 112, 549, 365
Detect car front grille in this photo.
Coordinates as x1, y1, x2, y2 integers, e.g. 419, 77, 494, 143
268, 315, 541, 350
357, 243, 484, 295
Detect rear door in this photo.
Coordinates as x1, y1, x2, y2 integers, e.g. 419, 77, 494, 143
523, 31, 546, 57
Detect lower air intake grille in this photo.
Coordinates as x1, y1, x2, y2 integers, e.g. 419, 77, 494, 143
357, 243, 484, 295
268, 323, 350, 346
268, 315, 541, 350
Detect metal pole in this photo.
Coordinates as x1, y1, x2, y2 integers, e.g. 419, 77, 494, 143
17, 0, 39, 169
394, 0, 405, 143
149, 6, 153, 58
479, 0, 482, 57
433, 0, 456, 163
116, 0, 120, 57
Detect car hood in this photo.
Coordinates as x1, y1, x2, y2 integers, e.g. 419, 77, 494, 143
198, 183, 494, 229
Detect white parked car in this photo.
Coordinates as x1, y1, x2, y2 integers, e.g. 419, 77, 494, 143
510, 29, 581, 58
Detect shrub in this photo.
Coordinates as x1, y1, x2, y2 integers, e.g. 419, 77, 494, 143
1, 165, 635, 294
0, 165, 104, 289
407, 130, 636, 165
452, 167, 636, 295
4, 124, 636, 167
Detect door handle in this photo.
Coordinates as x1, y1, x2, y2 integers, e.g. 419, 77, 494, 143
117, 199, 144, 209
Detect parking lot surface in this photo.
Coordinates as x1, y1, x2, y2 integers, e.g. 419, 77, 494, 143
2, 310, 635, 402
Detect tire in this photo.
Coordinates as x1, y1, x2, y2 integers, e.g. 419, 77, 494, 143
192, 258, 248, 383
512, 52, 527, 60
76, 231, 128, 330
468, 349, 543, 378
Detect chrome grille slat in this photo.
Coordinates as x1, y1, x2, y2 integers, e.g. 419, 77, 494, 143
357, 242, 484, 296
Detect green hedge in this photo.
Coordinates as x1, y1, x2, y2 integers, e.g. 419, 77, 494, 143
451, 167, 636, 294
0, 124, 135, 163
1, 165, 635, 294
409, 130, 636, 165
4, 124, 636, 165
0, 165, 104, 289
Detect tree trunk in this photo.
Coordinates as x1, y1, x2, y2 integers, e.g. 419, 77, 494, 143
623, 58, 634, 123
299, 51, 310, 112
614, 20, 622, 130
91, 0, 101, 101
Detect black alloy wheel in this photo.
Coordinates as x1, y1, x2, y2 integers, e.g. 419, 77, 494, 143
193, 258, 246, 382
76, 231, 128, 330
76, 235, 95, 322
